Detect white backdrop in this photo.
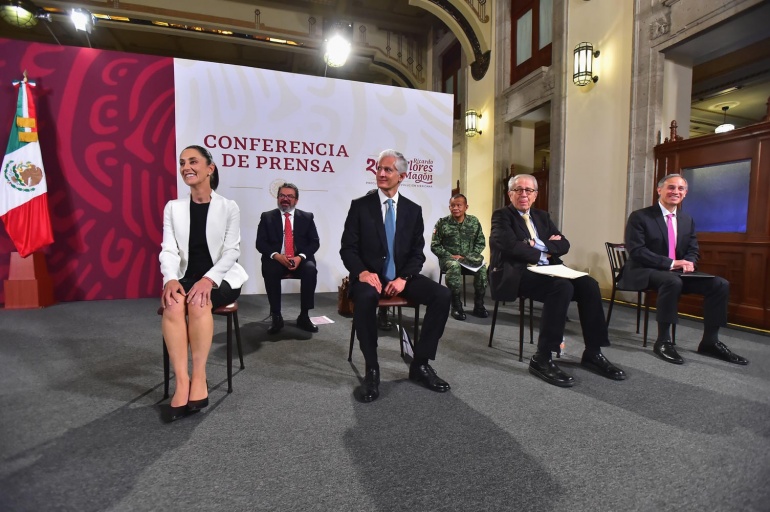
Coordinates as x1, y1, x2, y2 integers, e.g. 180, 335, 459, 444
174, 59, 453, 295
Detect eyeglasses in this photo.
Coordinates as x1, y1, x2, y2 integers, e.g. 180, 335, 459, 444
278, 193, 296, 200
511, 187, 538, 195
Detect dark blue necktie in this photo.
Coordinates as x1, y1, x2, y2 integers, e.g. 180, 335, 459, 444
384, 198, 396, 280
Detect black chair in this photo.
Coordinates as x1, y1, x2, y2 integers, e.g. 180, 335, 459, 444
438, 265, 477, 306
488, 296, 536, 362
605, 242, 675, 347
160, 301, 244, 398
348, 296, 420, 362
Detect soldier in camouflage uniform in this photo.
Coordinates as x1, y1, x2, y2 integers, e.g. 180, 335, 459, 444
431, 194, 489, 321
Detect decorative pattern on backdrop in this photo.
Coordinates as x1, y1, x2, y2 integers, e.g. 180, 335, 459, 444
0, 38, 176, 303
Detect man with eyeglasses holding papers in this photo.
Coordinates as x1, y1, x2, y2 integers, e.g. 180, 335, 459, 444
256, 182, 320, 335
489, 174, 626, 387
340, 149, 452, 402
619, 174, 748, 365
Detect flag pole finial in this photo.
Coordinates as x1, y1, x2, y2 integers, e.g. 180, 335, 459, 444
22, 70, 28, 83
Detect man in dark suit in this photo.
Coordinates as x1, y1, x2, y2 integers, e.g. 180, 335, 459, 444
489, 174, 626, 387
256, 183, 320, 334
619, 174, 748, 365
340, 149, 451, 402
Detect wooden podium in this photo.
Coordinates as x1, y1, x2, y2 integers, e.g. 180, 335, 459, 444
3, 252, 55, 309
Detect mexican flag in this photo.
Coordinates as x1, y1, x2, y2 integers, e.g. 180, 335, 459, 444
0, 78, 54, 257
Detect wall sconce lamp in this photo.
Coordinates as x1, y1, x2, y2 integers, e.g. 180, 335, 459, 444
465, 109, 482, 137
70, 7, 94, 33
0, 0, 47, 28
573, 42, 599, 86
714, 106, 735, 133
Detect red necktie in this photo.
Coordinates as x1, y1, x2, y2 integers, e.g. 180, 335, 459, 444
666, 213, 676, 260
284, 212, 294, 258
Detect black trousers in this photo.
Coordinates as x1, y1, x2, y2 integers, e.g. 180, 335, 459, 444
647, 271, 728, 326
351, 275, 451, 367
261, 258, 317, 314
518, 271, 609, 353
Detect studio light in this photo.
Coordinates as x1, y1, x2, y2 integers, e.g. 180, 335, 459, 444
465, 109, 482, 137
0, 0, 39, 28
70, 7, 94, 33
573, 42, 599, 86
322, 20, 353, 70
324, 33, 351, 68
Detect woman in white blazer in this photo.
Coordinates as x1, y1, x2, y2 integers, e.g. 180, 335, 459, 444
159, 145, 248, 421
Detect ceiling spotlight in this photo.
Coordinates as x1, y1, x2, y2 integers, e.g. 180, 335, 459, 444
715, 106, 735, 134
70, 7, 94, 33
0, 0, 40, 28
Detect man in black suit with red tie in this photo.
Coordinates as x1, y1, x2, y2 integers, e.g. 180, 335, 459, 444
619, 173, 748, 365
489, 174, 626, 387
256, 183, 320, 335
340, 149, 451, 402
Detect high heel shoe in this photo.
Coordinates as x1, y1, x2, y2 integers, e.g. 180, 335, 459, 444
167, 403, 188, 422
186, 397, 209, 411
187, 379, 209, 412
166, 382, 191, 422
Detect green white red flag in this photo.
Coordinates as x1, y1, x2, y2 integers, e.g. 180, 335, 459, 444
0, 76, 54, 257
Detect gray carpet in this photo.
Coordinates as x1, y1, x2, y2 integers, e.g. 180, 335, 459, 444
0, 292, 768, 512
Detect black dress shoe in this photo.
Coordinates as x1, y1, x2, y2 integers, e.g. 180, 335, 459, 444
187, 396, 209, 412
529, 354, 575, 387
378, 309, 393, 331
581, 351, 626, 380
267, 313, 284, 334
408, 363, 451, 392
451, 306, 466, 321
360, 368, 380, 402
697, 341, 749, 365
653, 339, 683, 364
472, 305, 489, 318
296, 314, 319, 333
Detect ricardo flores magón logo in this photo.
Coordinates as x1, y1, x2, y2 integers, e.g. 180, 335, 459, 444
4, 160, 43, 192
365, 157, 435, 186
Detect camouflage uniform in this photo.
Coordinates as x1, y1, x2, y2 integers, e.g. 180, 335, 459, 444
431, 214, 488, 308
